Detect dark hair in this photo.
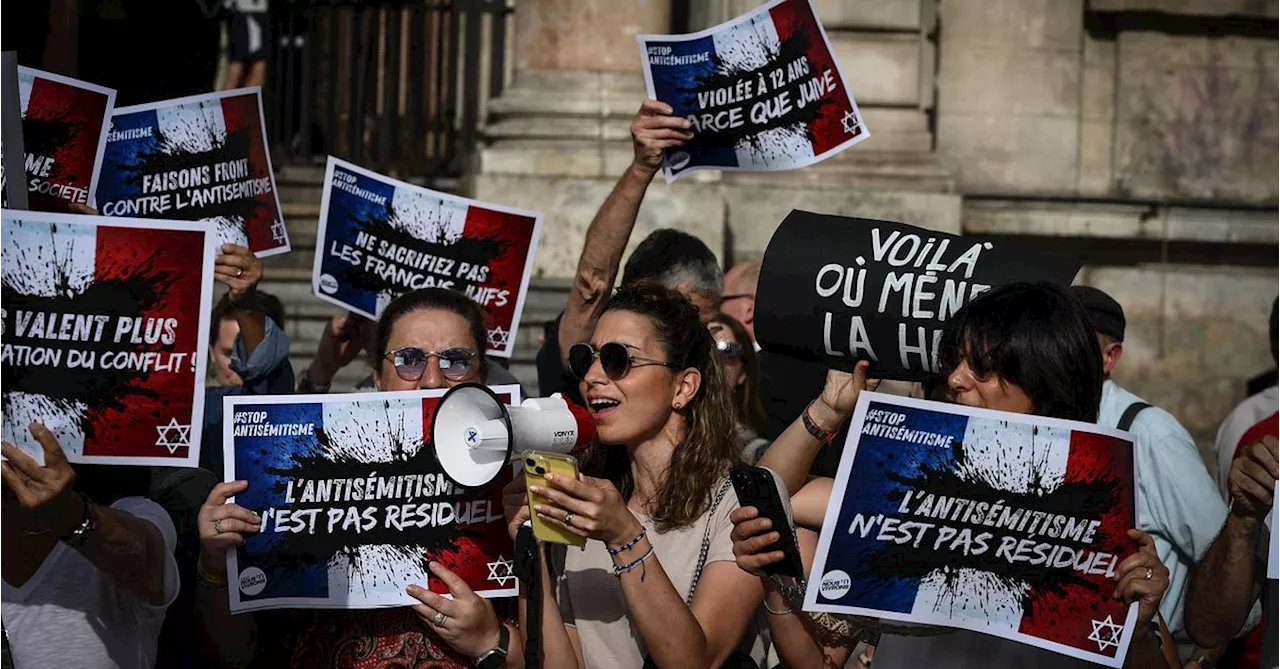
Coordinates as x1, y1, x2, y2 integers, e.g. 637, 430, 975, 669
577, 283, 739, 531
208, 290, 286, 344
939, 282, 1103, 423
620, 228, 723, 299
709, 312, 765, 434
372, 288, 489, 376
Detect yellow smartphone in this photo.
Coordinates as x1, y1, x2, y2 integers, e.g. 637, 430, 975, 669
523, 450, 586, 547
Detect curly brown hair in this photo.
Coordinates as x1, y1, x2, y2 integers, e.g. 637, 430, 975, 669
577, 283, 741, 532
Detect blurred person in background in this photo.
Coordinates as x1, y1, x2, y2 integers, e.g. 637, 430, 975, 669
708, 313, 768, 464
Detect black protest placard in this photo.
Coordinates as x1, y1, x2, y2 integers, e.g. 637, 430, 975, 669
755, 211, 1081, 381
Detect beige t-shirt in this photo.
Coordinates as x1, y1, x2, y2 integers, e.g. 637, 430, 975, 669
552, 482, 767, 668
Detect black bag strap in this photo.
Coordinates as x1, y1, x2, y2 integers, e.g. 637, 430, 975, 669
516, 525, 541, 669
1117, 401, 1151, 432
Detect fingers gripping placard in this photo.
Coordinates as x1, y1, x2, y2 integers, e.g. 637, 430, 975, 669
755, 211, 1082, 382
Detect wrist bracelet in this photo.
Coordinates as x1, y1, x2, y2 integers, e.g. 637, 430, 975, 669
762, 594, 793, 616
607, 526, 647, 556
802, 401, 836, 444
611, 545, 654, 580
197, 555, 229, 587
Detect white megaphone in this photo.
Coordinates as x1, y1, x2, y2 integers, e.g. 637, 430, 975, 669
431, 383, 597, 488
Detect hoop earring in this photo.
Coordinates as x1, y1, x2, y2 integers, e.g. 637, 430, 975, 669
673, 402, 683, 410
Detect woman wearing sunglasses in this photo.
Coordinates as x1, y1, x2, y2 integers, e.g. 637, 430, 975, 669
729, 283, 1180, 669
708, 314, 768, 465
503, 283, 766, 669
194, 288, 521, 669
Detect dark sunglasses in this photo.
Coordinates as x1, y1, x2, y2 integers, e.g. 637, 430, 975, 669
384, 346, 476, 382
568, 342, 677, 380
714, 339, 745, 360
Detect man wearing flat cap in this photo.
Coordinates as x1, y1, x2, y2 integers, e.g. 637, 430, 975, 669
1071, 285, 1256, 668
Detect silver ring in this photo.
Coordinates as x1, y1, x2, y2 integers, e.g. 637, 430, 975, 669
1144, 566, 1153, 580
564, 511, 575, 526
432, 611, 447, 627
235, 268, 243, 278
213, 519, 224, 535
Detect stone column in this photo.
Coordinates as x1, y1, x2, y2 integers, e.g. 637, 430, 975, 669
465, 0, 726, 280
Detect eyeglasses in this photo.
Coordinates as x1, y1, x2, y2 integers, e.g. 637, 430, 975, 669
384, 346, 476, 382
568, 342, 677, 380
714, 339, 744, 360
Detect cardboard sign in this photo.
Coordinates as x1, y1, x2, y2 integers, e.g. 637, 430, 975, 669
224, 386, 521, 612
312, 157, 542, 358
755, 211, 1082, 382
637, 0, 868, 183
1, 211, 215, 467
16, 66, 116, 212
806, 392, 1140, 667
2, 53, 29, 210
96, 87, 289, 257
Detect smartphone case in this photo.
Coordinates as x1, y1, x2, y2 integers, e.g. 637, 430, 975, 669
523, 450, 587, 547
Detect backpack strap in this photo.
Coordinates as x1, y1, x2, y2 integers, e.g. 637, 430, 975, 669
1117, 401, 1152, 432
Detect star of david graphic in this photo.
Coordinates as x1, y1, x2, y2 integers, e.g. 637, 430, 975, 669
487, 326, 510, 349
155, 418, 191, 454
1088, 615, 1124, 652
841, 110, 862, 137
270, 219, 287, 244
486, 555, 516, 587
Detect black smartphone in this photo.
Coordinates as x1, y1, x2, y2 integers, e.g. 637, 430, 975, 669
729, 463, 805, 580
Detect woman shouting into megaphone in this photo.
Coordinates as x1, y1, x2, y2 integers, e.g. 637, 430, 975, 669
194, 288, 522, 669
502, 283, 768, 669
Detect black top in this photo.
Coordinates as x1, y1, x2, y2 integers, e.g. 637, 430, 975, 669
757, 351, 849, 478
535, 312, 585, 407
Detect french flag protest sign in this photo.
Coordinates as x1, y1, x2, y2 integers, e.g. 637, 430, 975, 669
312, 157, 542, 358
1, 210, 216, 468
805, 392, 1140, 667
637, 0, 868, 183
95, 87, 289, 257
223, 386, 521, 612
16, 66, 116, 212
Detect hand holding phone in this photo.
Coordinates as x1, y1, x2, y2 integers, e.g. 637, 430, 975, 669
523, 450, 586, 547
729, 463, 805, 580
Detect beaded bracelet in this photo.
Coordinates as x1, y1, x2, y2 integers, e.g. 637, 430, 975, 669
611, 545, 655, 580
607, 526, 647, 556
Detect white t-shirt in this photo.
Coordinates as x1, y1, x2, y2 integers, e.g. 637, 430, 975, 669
2, 496, 181, 669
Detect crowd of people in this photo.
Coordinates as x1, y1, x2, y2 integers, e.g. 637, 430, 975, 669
1, 99, 1276, 669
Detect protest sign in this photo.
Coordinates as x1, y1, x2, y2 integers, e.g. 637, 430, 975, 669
637, 0, 868, 183
312, 157, 541, 357
2, 53, 28, 210
96, 87, 288, 257
16, 66, 115, 212
805, 392, 1139, 667
224, 386, 522, 612
755, 211, 1082, 382
1, 211, 215, 467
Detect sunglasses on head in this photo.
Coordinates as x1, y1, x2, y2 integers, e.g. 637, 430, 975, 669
568, 342, 677, 380
714, 339, 744, 359
384, 346, 476, 382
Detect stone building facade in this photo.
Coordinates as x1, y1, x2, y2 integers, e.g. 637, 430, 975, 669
465, 0, 1279, 461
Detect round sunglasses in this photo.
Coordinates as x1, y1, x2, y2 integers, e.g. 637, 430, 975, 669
568, 342, 677, 380
384, 346, 477, 382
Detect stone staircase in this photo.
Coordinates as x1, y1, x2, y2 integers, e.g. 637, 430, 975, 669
258, 163, 569, 394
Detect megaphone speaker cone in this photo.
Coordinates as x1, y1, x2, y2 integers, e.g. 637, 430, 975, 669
431, 384, 513, 489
